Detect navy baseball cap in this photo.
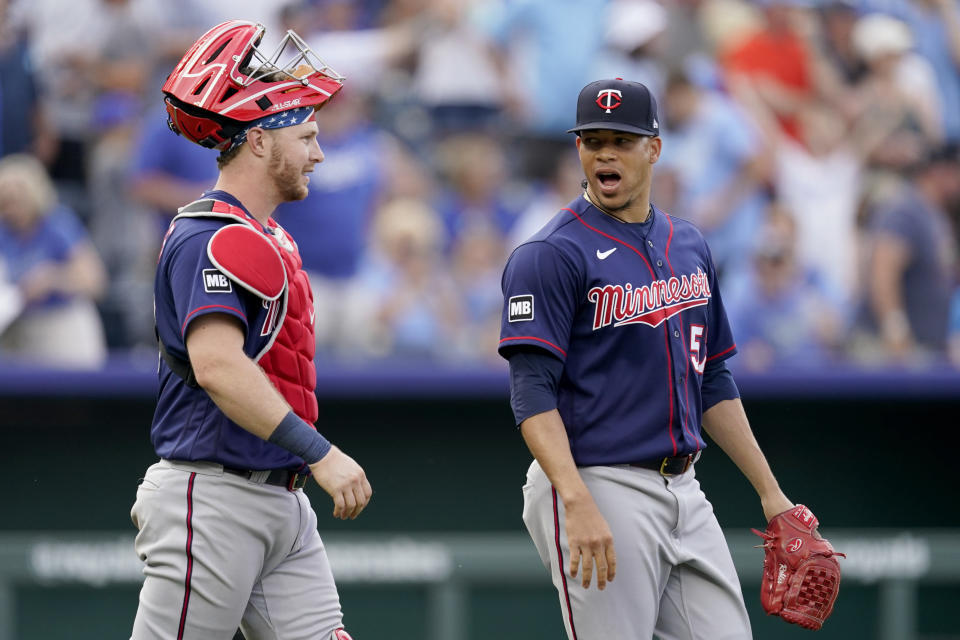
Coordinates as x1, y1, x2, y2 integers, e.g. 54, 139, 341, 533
567, 78, 659, 137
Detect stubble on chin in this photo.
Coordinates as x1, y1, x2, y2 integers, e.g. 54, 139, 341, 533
269, 146, 309, 202
282, 180, 309, 202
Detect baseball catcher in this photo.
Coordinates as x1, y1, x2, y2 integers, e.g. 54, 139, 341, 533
130, 20, 369, 640
752, 505, 845, 630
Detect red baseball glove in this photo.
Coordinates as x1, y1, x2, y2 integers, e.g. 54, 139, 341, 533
751, 505, 845, 630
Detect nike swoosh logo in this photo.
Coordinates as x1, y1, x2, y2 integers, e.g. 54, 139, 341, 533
596, 247, 617, 260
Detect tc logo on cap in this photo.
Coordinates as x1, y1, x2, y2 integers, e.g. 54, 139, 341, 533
595, 89, 622, 114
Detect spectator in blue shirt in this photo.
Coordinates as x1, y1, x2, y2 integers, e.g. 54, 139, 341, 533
0, 11, 55, 162
477, 0, 609, 180
433, 132, 524, 252
129, 104, 219, 230
0, 153, 107, 367
346, 197, 464, 361
655, 68, 770, 280
479, 0, 609, 137
272, 87, 423, 357
858, 143, 959, 362
724, 203, 844, 371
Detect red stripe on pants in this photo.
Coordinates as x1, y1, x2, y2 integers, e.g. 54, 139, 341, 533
177, 472, 197, 640
553, 487, 579, 640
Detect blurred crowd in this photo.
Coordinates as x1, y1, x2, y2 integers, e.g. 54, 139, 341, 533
0, 0, 959, 373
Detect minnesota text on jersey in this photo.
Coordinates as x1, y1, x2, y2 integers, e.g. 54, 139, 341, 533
588, 267, 712, 329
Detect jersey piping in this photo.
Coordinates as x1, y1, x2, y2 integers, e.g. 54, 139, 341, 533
707, 344, 737, 361
499, 335, 568, 357
181, 304, 246, 336
562, 206, 679, 456
663, 213, 699, 452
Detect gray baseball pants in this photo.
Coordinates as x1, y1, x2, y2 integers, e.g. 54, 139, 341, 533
130, 459, 344, 640
522, 460, 752, 640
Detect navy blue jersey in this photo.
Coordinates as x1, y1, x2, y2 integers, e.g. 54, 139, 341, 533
152, 192, 301, 470
498, 195, 737, 466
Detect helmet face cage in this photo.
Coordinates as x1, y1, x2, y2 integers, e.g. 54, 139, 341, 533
163, 20, 345, 148
235, 28, 344, 90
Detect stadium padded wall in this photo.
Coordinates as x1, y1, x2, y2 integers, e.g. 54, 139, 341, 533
0, 389, 958, 639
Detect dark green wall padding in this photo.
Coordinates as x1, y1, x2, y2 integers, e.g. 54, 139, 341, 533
2, 392, 958, 639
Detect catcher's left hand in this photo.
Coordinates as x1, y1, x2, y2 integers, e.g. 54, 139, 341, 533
751, 504, 845, 630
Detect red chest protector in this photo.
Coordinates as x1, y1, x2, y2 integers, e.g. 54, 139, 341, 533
174, 199, 318, 423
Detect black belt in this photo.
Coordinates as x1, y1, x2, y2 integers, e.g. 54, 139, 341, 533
629, 452, 699, 476
223, 466, 311, 491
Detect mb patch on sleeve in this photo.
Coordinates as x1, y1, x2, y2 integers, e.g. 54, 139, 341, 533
202, 268, 233, 293
207, 224, 286, 300
508, 294, 535, 322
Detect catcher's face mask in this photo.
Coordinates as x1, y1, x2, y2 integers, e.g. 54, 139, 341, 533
162, 20, 344, 150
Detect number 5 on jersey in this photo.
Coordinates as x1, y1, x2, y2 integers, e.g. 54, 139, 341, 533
690, 325, 706, 374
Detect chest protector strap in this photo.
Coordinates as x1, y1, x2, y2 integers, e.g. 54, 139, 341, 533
158, 332, 200, 388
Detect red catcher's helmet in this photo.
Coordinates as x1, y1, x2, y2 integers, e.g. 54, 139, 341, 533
162, 20, 344, 150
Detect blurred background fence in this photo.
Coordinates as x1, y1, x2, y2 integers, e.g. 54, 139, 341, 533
1, 363, 959, 639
